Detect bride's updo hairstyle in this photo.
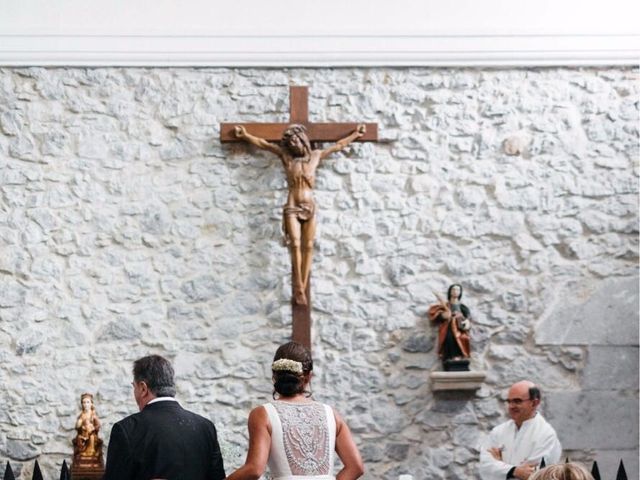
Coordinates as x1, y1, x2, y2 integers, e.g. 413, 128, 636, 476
272, 341, 313, 398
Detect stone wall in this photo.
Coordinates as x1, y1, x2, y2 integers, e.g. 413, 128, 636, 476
0, 67, 638, 479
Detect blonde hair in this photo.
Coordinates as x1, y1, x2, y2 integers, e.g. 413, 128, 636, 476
530, 463, 594, 480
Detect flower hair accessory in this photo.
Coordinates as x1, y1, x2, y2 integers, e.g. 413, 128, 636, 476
272, 358, 303, 374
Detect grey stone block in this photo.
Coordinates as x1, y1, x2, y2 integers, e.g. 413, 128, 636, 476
14, 328, 46, 355
98, 319, 141, 341
536, 277, 639, 346
546, 391, 638, 449
0, 279, 26, 307
385, 442, 410, 461
181, 275, 229, 302
1, 438, 40, 461
583, 346, 639, 390
401, 332, 434, 353
360, 442, 385, 462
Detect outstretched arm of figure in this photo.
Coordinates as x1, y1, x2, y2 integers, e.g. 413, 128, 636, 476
319, 124, 366, 160
234, 125, 283, 157
334, 409, 365, 480
225, 407, 271, 480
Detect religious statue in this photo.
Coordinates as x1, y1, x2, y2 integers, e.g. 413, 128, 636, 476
234, 123, 366, 306
71, 393, 104, 478
428, 284, 472, 371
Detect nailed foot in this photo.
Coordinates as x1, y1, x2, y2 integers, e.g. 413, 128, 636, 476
294, 288, 308, 306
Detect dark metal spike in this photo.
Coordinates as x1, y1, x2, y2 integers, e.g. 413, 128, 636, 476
59, 460, 70, 480
31, 460, 43, 480
3, 462, 16, 480
615, 459, 628, 480
590, 460, 601, 480
539, 457, 546, 469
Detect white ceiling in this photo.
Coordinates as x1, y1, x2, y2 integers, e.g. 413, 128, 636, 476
1, 0, 638, 65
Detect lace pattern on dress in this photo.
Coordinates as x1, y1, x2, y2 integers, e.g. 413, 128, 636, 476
272, 402, 331, 476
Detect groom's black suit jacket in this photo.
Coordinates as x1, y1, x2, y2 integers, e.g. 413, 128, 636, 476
103, 400, 225, 480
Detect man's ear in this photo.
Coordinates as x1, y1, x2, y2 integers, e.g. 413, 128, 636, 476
139, 381, 149, 396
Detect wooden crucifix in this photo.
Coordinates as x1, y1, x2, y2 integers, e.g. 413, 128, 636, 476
221, 86, 378, 350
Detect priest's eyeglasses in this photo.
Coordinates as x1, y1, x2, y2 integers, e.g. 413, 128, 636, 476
504, 398, 532, 405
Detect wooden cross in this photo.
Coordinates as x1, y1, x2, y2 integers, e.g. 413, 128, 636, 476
221, 86, 378, 350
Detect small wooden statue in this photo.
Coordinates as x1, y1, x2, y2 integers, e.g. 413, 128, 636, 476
71, 393, 104, 479
428, 284, 472, 371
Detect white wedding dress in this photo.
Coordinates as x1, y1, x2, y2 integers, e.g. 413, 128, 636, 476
263, 401, 337, 480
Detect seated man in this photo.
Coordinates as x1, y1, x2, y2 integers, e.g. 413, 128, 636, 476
479, 380, 562, 480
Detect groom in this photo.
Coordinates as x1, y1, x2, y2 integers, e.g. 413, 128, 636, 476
103, 355, 225, 480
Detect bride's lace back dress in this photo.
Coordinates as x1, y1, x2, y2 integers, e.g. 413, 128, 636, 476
263, 401, 337, 480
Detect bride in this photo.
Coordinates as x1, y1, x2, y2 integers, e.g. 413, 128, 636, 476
226, 342, 364, 480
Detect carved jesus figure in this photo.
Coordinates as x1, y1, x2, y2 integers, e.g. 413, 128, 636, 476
234, 123, 366, 305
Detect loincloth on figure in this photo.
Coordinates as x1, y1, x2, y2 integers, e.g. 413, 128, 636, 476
282, 203, 315, 246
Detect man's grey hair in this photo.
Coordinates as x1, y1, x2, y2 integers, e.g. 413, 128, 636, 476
133, 355, 176, 397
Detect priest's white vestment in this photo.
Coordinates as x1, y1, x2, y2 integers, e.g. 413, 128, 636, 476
478, 413, 562, 480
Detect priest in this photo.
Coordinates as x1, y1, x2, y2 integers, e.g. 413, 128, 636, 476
478, 380, 562, 480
